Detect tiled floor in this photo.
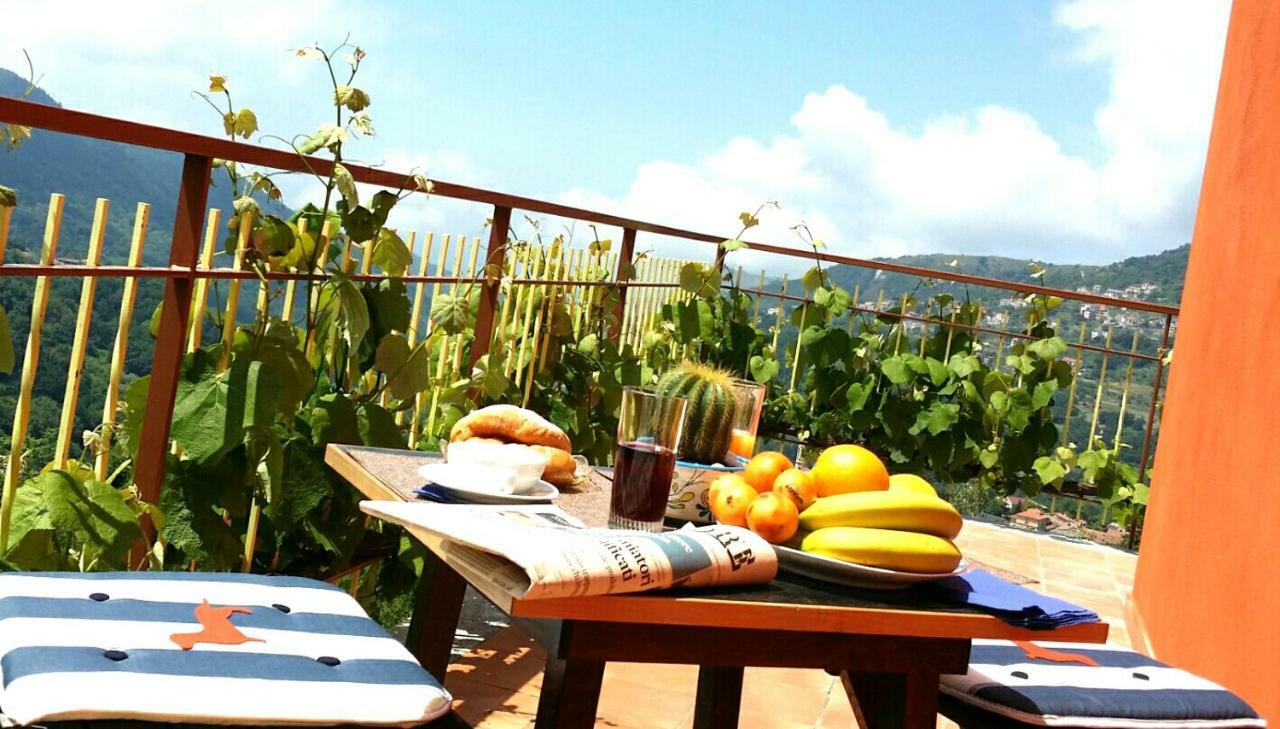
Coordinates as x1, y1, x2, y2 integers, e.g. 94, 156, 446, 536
442, 520, 1139, 728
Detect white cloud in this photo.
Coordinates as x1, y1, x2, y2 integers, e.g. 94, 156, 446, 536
558, 0, 1231, 271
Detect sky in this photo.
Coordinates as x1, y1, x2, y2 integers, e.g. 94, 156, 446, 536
0, 0, 1233, 271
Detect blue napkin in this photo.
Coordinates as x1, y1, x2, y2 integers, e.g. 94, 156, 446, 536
928, 568, 1100, 630
413, 485, 470, 504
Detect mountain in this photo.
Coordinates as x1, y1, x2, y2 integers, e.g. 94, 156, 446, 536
819, 246, 1188, 311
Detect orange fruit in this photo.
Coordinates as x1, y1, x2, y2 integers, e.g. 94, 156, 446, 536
742, 451, 794, 494
888, 473, 937, 497
810, 444, 889, 497
772, 468, 818, 511
709, 479, 758, 528
708, 473, 750, 504
746, 492, 800, 544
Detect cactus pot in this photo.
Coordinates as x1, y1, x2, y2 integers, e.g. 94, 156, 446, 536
665, 456, 748, 524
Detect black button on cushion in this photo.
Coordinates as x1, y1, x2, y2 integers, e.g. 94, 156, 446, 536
317, 656, 341, 667
1010, 670, 1029, 679
272, 603, 291, 613
104, 650, 128, 661
89, 593, 110, 602
1133, 672, 1150, 681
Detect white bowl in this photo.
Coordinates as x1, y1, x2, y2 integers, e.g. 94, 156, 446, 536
444, 440, 549, 493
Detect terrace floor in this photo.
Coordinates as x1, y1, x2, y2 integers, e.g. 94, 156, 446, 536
441, 520, 1138, 728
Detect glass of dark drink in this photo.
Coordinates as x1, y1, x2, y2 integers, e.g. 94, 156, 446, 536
609, 386, 687, 531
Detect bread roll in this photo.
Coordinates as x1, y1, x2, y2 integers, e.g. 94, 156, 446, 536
449, 404, 572, 452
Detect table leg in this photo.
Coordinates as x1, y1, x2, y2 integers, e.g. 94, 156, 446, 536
693, 665, 744, 729
534, 657, 605, 728
403, 550, 467, 679
842, 670, 939, 729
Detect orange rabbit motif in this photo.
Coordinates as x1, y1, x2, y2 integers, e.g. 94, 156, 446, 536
1014, 641, 1099, 666
170, 600, 265, 651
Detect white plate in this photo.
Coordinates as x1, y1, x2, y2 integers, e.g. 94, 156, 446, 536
417, 463, 560, 504
775, 544, 966, 590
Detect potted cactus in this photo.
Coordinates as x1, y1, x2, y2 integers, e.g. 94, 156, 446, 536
654, 362, 745, 523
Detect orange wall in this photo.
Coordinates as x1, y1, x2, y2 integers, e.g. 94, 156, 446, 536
1133, 0, 1280, 720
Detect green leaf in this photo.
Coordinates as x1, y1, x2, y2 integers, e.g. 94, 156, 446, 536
845, 381, 873, 412
1005, 389, 1033, 431
749, 355, 780, 384
160, 468, 242, 570
170, 358, 281, 464
1033, 456, 1068, 485
881, 356, 913, 385
333, 278, 370, 350
255, 215, 296, 258
678, 262, 719, 298
357, 402, 405, 448
375, 334, 431, 401
122, 375, 150, 461
232, 108, 258, 139
332, 163, 358, 209
239, 320, 312, 416
1027, 336, 1067, 362
1031, 379, 1059, 410
6, 471, 142, 570
430, 293, 470, 335
0, 305, 14, 374
245, 427, 284, 505
978, 448, 1000, 469
371, 228, 411, 276
924, 358, 950, 387
801, 266, 824, 293
720, 238, 747, 252
738, 210, 760, 229
948, 354, 981, 379
262, 441, 333, 544
913, 403, 960, 436
334, 85, 371, 112
311, 393, 362, 446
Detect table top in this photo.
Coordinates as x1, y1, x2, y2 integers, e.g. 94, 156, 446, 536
326, 444, 1109, 643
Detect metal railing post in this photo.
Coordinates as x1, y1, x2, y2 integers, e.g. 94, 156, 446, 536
468, 205, 511, 369
133, 154, 211, 519
1129, 312, 1175, 550
610, 228, 637, 344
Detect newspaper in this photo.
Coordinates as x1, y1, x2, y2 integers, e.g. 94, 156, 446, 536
360, 500, 778, 600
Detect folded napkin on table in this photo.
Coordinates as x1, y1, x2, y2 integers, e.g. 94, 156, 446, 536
413, 484, 470, 503
928, 568, 1099, 630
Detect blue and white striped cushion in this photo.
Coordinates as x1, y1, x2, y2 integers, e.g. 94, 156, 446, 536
941, 639, 1264, 728
0, 572, 452, 727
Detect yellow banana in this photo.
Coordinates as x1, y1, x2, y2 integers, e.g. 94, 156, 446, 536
888, 473, 937, 497
801, 526, 962, 573
798, 490, 962, 538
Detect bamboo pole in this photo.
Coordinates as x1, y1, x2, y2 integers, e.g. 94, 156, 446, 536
498, 243, 529, 373
451, 236, 483, 379
281, 218, 309, 325
847, 284, 861, 335
942, 309, 958, 363
1086, 326, 1115, 447
1, 194, 65, 550
513, 245, 546, 382
425, 235, 464, 439
186, 208, 222, 353
241, 498, 260, 573
54, 197, 110, 468
96, 203, 151, 481
0, 205, 11, 262
1060, 322, 1088, 447
303, 220, 335, 361
992, 312, 1010, 374
770, 275, 788, 354
565, 248, 586, 339
219, 213, 253, 366
1113, 330, 1142, 449
918, 299, 932, 357
402, 232, 433, 435
533, 241, 569, 377
894, 293, 910, 354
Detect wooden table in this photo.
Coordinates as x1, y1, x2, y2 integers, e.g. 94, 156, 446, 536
326, 444, 1109, 729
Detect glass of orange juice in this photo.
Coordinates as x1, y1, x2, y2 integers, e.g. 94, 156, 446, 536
729, 379, 766, 460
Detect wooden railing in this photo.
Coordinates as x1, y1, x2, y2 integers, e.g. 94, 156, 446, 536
0, 96, 1178, 550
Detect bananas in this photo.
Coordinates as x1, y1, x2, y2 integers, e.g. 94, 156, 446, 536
798, 490, 962, 539
802, 526, 962, 574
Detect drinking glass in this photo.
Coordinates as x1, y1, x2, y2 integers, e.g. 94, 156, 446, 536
728, 379, 767, 460
610, 387, 687, 531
